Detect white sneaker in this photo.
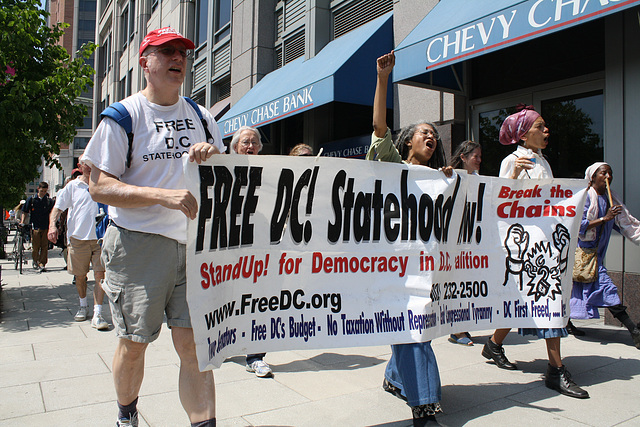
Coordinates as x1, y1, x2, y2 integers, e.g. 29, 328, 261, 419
246, 360, 273, 377
91, 313, 109, 330
116, 412, 138, 427
74, 306, 88, 322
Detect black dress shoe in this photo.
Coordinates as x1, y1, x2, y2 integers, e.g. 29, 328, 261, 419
412, 414, 440, 427
566, 320, 585, 336
482, 339, 517, 370
411, 406, 440, 427
545, 364, 589, 399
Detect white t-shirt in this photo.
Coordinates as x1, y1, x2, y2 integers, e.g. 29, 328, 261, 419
54, 179, 99, 241
499, 145, 553, 179
82, 93, 224, 243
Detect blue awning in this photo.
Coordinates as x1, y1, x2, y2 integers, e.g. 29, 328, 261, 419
218, 12, 393, 137
394, 0, 640, 91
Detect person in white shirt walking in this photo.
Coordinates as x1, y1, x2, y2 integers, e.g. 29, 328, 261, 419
48, 160, 108, 329
82, 27, 223, 427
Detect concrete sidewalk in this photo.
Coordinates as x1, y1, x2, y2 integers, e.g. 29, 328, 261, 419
1, 245, 640, 426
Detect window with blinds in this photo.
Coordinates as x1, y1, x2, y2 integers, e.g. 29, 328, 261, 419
216, 77, 231, 101
332, 0, 392, 39
274, 0, 306, 68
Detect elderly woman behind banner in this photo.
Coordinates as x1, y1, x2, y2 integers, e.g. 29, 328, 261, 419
570, 162, 640, 348
481, 104, 589, 399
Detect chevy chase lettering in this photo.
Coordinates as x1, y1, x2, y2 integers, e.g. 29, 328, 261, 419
223, 85, 314, 135
425, 0, 627, 67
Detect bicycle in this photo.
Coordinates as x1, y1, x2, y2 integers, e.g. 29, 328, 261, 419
11, 224, 30, 274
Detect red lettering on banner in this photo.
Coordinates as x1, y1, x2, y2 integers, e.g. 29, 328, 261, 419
498, 185, 542, 199
497, 200, 576, 219
311, 251, 408, 278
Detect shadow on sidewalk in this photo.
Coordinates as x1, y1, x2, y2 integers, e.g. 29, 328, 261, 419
0, 277, 105, 332
436, 353, 640, 425
225, 352, 387, 373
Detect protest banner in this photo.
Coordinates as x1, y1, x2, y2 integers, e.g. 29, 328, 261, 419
185, 155, 588, 370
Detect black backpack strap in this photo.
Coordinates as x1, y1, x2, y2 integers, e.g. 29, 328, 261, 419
100, 102, 135, 168
183, 96, 214, 144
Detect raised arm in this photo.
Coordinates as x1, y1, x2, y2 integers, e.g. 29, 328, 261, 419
373, 51, 395, 138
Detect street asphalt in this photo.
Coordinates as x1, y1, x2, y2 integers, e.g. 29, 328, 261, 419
1, 237, 640, 426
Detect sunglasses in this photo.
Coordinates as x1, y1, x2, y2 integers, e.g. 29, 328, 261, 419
147, 46, 193, 59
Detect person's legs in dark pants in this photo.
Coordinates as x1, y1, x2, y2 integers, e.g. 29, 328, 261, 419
608, 304, 640, 348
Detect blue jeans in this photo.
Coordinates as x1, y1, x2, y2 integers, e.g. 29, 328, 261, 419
385, 342, 441, 407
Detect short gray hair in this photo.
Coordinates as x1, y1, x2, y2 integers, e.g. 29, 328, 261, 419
229, 126, 262, 154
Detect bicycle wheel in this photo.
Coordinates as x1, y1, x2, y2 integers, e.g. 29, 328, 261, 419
12, 234, 19, 270
17, 232, 24, 274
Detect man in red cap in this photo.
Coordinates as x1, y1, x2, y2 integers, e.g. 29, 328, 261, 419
83, 27, 223, 427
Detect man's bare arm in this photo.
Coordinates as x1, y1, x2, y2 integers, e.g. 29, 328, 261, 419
88, 167, 199, 220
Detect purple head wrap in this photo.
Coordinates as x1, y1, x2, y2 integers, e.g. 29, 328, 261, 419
499, 104, 541, 145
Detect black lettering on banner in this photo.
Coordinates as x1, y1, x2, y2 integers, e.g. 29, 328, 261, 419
211, 166, 233, 249
270, 166, 319, 244
327, 171, 461, 244
290, 166, 318, 244
196, 165, 214, 252
342, 176, 355, 241
372, 180, 384, 241
384, 193, 400, 241
229, 167, 248, 247
353, 191, 372, 242
243, 167, 261, 245
327, 170, 346, 243
419, 192, 434, 241
196, 165, 262, 252
271, 169, 294, 243
401, 169, 417, 240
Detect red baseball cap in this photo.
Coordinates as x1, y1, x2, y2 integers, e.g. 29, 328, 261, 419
139, 27, 195, 56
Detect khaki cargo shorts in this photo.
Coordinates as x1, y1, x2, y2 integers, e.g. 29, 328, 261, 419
100, 225, 190, 343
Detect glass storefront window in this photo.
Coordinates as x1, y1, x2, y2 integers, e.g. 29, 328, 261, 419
478, 106, 518, 177
541, 92, 603, 178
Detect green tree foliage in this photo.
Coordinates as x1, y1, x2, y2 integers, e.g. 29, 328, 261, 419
0, 0, 96, 208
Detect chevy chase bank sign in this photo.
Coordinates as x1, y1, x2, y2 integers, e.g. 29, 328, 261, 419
423, 0, 634, 70
221, 84, 316, 137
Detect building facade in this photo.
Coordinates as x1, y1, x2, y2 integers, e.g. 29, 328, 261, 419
93, 0, 394, 154
93, 0, 640, 323
391, 0, 640, 325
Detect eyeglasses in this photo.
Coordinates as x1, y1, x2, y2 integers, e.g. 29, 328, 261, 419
147, 46, 193, 59
415, 127, 438, 138
240, 140, 261, 147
